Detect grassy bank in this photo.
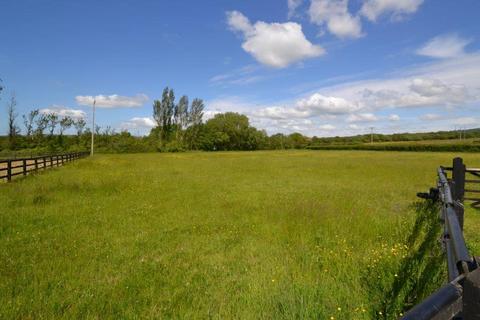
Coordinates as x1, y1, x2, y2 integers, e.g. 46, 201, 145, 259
1, 151, 479, 319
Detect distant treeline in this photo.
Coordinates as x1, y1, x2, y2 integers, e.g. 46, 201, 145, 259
307, 143, 480, 153
309, 128, 480, 145
1, 84, 480, 155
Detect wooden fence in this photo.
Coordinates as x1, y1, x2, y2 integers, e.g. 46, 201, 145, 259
403, 158, 480, 319
0, 152, 89, 182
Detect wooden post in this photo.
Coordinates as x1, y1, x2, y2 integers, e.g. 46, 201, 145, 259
23, 159, 27, 176
35, 158, 38, 171
7, 160, 12, 182
452, 157, 466, 230
463, 266, 480, 318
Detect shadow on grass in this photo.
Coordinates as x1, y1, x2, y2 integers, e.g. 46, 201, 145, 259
364, 201, 447, 319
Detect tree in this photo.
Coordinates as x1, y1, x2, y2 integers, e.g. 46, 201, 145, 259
23, 109, 39, 139
35, 113, 49, 137
185, 98, 204, 149
46, 113, 59, 136
166, 89, 175, 131
288, 132, 308, 149
6, 93, 20, 149
153, 99, 164, 129
201, 112, 265, 151
59, 116, 74, 136
176, 95, 189, 140
190, 98, 204, 126
74, 118, 86, 136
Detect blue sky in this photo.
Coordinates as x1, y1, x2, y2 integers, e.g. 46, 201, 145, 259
1, 0, 479, 136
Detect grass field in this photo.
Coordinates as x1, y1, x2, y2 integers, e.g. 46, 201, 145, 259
1, 151, 479, 319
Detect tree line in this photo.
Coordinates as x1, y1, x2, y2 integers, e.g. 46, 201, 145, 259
2, 83, 480, 155
0, 85, 313, 155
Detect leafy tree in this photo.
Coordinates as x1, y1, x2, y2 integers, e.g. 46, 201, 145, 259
176, 95, 189, 140
185, 98, 204, 149
153, 99, 164, 130
35, 113, 49, 137
269, 133, 290, 149
46, 113, 59, 136
190, 98, 204, 125
74, 118, 86, 136
6, 93, 20, 149
288, 132, 308, 149
23, 109, 39, 139
166, 88, 175, 136
201, 112, 265, 151
59, 116, 74, 136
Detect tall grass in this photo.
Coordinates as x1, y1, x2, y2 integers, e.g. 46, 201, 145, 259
1, 151, 478, 319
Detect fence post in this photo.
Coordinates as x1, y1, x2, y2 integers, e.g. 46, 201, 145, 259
23, 159, 27, 176
463, 266, 480, 319
35, 158, 38, 171
452, 157, 466, 230
7, 160, 12, 182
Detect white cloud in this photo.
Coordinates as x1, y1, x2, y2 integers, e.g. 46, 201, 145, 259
346, 113, 378, 122
39, 105, 86, 120
296, 93, 360, 114
360, 0, 424, 22
226, 11, 325, 68
453, 117, 477, 126
357, 77, 472, 110
388, 114, 400, 121
319, 124, 336, 130
288, 0, 303, 18
209, 65, 264, 86
309, 0, 363, 39
348, 124, 361, 130
416, 34, 472, 59
419, 113, 442, 121
121, 117, 156, 130
227, 10, 254, 34
207, 53, 480, 136
75, 94, 149, 108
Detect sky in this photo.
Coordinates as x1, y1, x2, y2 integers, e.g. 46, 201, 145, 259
0, 0, 479, 137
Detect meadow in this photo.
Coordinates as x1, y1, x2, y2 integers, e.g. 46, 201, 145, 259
1, 151, 479, 319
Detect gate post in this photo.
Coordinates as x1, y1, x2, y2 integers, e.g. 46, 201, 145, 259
463, 266, 480, 319
7, 160, 12, 182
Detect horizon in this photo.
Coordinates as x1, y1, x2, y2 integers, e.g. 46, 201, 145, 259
1, 0, 479, 137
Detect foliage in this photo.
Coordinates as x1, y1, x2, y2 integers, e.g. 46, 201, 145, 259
2, 85, 480, 154
6, 93, 20, 150
198, 112, 267, 151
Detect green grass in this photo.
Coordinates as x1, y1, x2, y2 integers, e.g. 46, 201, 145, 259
1, 151, 479, 319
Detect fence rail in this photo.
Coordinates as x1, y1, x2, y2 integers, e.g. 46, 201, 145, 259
402, 157, 480, 319
0, 151, 89, 182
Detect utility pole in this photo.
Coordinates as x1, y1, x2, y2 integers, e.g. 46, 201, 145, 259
90, 99, 96, 156
370, 127, 374, 143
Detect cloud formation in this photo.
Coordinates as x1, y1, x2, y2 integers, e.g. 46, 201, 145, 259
208, 53, 480, 136
309, 0, 363, 39
76, 94, 149, 108
346, 113, 378, 123
288, 0, 303, 18
122, 117, 156, 129
40, 106, 86, 120
226, 11, 325, 68
416, 34, 471, 59
360, 0, 424, 22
